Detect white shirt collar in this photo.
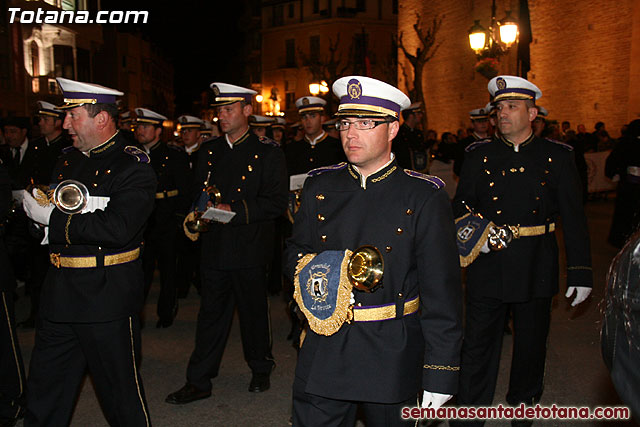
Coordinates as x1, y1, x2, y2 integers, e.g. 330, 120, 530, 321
305, 131, 326, 146
185, 142, 200, 154
225, 127, 250, 149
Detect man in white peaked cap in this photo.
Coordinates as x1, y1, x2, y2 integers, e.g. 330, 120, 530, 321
166, 82, 287, 404
285, 76, 462, 426
451, 75, 591, 427
22, 77, 155, 426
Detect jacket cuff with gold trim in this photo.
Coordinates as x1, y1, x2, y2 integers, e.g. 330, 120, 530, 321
49, 209, 72, 245
422, 361, 460, 395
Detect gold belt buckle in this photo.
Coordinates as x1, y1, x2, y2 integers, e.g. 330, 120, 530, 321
50, 252, 62, 268
508, 224, 521, 239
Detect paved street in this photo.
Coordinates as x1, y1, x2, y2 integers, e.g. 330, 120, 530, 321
12, 197, 638, 426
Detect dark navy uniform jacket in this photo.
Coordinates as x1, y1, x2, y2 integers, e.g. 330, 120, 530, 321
392, 123, 426, 171
454, 132, 483, 177
43, 132, 157, 322
284, 133, 345, 176
194, 130, 288, 269
0, 138, 48, 190
284, 159, 462, 403
142, 141, 192, 236
453, 134, 593, 302
32, 132, 73, 184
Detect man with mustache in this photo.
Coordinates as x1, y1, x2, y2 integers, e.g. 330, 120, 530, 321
451, 76, 592, 427
22, 77, 155, 426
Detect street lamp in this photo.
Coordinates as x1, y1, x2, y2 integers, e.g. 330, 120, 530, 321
309, 83, 320, 96
468, 0, 519, 57
498, 11, 518, 48
309, 81, 329, 96
468, 20, 487, 53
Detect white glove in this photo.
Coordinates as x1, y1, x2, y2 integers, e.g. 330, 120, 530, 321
421, 390, 453, 410
350, 291, 355, 305
82, 196, 110, 213
565, 286, 591, 307
480, 238, 490, 253
23, 189, 54, 225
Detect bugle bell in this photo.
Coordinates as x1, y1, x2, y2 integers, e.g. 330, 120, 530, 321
53, 179, 89, 214
347, 245, 384, 292
487, 225, 513, 251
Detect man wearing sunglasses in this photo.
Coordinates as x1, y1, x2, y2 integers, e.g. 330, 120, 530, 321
284, 76, 462, 426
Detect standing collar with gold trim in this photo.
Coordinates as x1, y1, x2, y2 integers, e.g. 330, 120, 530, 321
185, 142, 201, 155
45, 132, 63, 146
87, 130, 120, 157
225, 127, 250, 148
472, 131, 488, 140
304, 131, 327, 146
348, 153, 397, 189
146, 140, 162, 153
499, 131, 534, 152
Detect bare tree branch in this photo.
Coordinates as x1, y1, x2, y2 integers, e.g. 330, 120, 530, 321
397, 13, 444, 131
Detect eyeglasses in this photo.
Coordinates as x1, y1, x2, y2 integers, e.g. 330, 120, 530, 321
335, 119, 390, 131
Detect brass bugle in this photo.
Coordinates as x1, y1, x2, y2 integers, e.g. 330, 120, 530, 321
185, 184, 222, 233
53, 179, 89, 214
347, 245, 384, 292
487, 225, 513, 251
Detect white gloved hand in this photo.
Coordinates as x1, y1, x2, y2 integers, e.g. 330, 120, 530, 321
350, 291, 355, 305
565, 286, 591, 307
421, 390, 453, 410
480, 237, 490, 253
23, 189, 55, 225
82, 196, 110, 213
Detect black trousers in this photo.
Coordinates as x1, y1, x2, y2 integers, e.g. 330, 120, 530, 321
0, 290, 25, 420
292, 375, 415, 427
142, 230, 178, 321
25, 243, 49, 321
451, 295, 551, 427
186, 266, 274, 391
175, 233, 201, 296
25, 316, 150, 427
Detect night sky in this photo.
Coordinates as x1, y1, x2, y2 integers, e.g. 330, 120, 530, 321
108, 1, 248, 114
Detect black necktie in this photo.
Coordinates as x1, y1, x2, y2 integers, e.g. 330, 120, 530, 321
12, 148, 20, 165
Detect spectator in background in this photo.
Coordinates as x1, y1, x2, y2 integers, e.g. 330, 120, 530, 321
532, 106, 548, 138
425, 129, 438, 150
392, 102, 427, 171
605, 119, 640, 248
544, 124, 561, 141
565, 129, 589, 203
578, 124, 597, 152
594, 121, 613, 151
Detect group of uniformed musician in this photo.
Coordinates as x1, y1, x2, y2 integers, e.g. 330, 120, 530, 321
0, 72, 602, 427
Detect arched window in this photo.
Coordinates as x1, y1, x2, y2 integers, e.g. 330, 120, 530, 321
31, 41, 40, 76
